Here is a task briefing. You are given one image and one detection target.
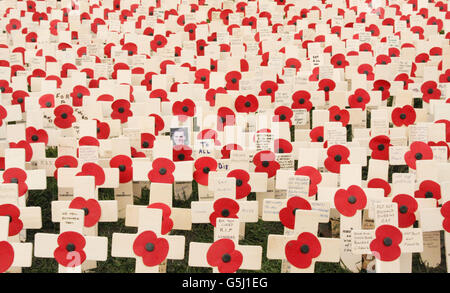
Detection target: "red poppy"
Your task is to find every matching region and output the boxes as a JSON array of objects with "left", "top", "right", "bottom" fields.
[
  {"left": 330, "top": 54, "right": 349, "bottom": 68},
  {"left": 428, "top": 141, "right": 450, "bottom": 159},
  {"left": 225, "top": 71, "right": 242, "bottom": 91},
  {"left": 370, "top": 225, "right": 402, "bottom": 261},
  {"left": 140, "top": 133, "right": 155, "bottom": 149},
  {"left": 0, "top": 241, "right": 14, "bottom": 273},
  {"left": 328, "top": 106, "right": 349, "bottom": 127},
  {"left": 54, "top": 105, "right": 76, "bottom": 129},
  {"left": 366, "top": 24, "right": 380, "bottom": 36},
  {"left": 414, "top": 180, "right": 441, "bottom": 202},
  {"left": 95, "top": 120, "right": 110, "bottom": 140},
  {"left": 309, "top": 126, "right": 325, "bottom": 144},
  {"left": 376, "top": 55, "right": 391, "bottom": 65},
  {"left": 150, "top": 35, "right": 168, "bottom": 52},
  {"left": 334, "top": 185, "right": 367, "bottom": 217},
  {"left": 148, "top": 203, "right": 174, "bottom": 235},
  {"left": 258, "top": 80, "right": 278, "bottom": 103},
  {"left": 205, "top": 87, "right": 227, "bottom": 107},
  {"left": 209, "top": 198, "right": 240, "bottom": 227},
  {"left": 110, "top": 155, "right": 133, "bottom": 184},
  {"left": 149, "top": 114, "right": 164, "bottom": 136},
  {"left": 441, "top": 201, "right": 450, "bottom": 233},
  {"left": 76, "top": 163, "right": 105, "bottom": 187},
  {"left": 439, "top": 69, "right": 450, "bottom": 83},
  {"left": 54, "top": 231, "right": 87, "bottom": 267},
  {"left": 6, "top": 19, "right": 21, "bottom": 33},
  {"left": 140, "top": 72, "right": 157, "bottom": 91},
  {"left": 54, "top": 156, "right": 78, "bottom": 179},
  {"left": 194, "top": 69, "right": 210, "bottom": 89},
  {"left": 0, "top": 80, "right": 12, "bottom": 94},
  {"left": 253, "top": 150, "right": 280, "bottom": 178},
  {"left": 133, "top": 230, "right": 169, "bottom": 267},
  {"left": 358, "top": 64, "right": 374, "bottom": 80},
  {"left": 369, "top": 135, "right": 391, "bottom": 160},
  {"left": 221, "top": 144, "right": 243, "bottom": 159},
  {"left": 111, "top": 99, "right": 132, "bottom": 123},
  {"left": 348, "top": 88, "right": 370, "bottom": 110},
  {"left": 318, "top": 79, "right": 336, "bottom": 101},
  {"left": 285, "top": 58, "right": 301, "bottom": 72},
  {"left": 148, "top": 158, "right": 175, "bottom": 184},
  {"left": 0, "top": 105, "right": 7, "bottom": 128},
  {"left": 324, "top": 145, "right": 350, "bottom": 173},
  {"left": 9, "top": 140, "right": 33, "bottom": 162},
  {"left": 3, "top": 168, "right": 28, "bottom": 197},
  {"left": 227, "top": 169, "right": 251, "bottom": 199},
  {"left": 295, "top": 166, "right": 322, "bottom": 197},
  {"left": 0, "top": 204, "right": 23, "bottom": 236},
  {"left": 367, "top": 178, "right": 391, "bottom": 197},
  {"left": 206, "top": 238, "right": 243, "bottom": 273},
  {"left": 235, "top": 94, "right": 258, "bottom": 113},
  {"left": 173, "top": 145, "right": 193, "bottom": 162},
  {"left": 391, "top": 105, "right": 416, "bottom": 127},
  {"left": 291, "top": 90, "right": 312, "bottom": 111},
  {"left": 415, "top": 52, "right": 429, "bottom": 64},
  {"left": 172, "top": 99, "right": 195, "bottom": 122},
  {"left": 273, "top": 106, "right": 293, "bottom": 127},
  {"left": 394, "top": 73, "right": 413, "bottom": 90},
  {"left": 279, "top": 197, "right": 312, "bottom": 229},
  {"left": 69, "top": 85, "right": 90, "bottom": 107},
  {"left": 273, "top": 139, "right": 292, "bottom": 154},
  {"left": 25, "top": 127, "right": 48, "bottom": 145},
  {"left": 242, "top": 16, "right": 257, "bottom": 29},
  {"left": 25, "top": 32, "right": 37, "bottom": 43},
  {"left": 217, "top": 107, "right": 235, "bottom": 131},
  {"left": 421, "top": 81, "right": 441, "bottom": 103},
  {"left": 68, "top": 197, "right": 102, "bottom": 228},
  {"left": 11, "top": 90, "right": 29, "bottom": 112},
  {"left": 404, "top": 141, "right": 433, "bottom": 170},
  {"left": 149, "top": 89, "right": 169, "bottom": 102},
  {"left": 131, "top": 147, "right": 145, "bottom": 158},
  {"left": 392, "top": 194, "right": 418, "bottom": 228},
  {"left": 373, "top": 80, "right": 391, "bottom": 101},
  {"left": 193, "top": 157, "right": 217, "bottom": 186},
  {"left": 285, "top": 232, "right": 321, "bottom": 269}
]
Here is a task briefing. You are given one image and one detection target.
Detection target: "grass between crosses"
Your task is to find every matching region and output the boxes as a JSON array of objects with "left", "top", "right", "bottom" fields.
[{"left": 21, "top": 148, "right": 447, "bottom": 273}]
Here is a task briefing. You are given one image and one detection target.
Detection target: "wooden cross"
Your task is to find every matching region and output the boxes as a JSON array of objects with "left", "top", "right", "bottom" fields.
[
  {"left": 111, "top": 207, "right": 185, "bottom": 273},
  {"left": 188, "top": 217, "right": 262, "bottom": 273},
  {"left": 34, "top": 208, "right": 108, "bottom": 273},
  {"left": 266, "top": 209, "right": 341, "bottom": 272}
]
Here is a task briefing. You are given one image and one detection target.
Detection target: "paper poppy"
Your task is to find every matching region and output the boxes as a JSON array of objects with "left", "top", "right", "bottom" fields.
[
  {"left": 54, "top": 231, "right": 87, "bottom": 267},
  {"left": 369, "top": 135, "right": 390, "bottom": 160},
  {"left": 133, "top": 230, "right": 168, "bottom": 267},
  {"left": 258, "top": 80, "right": 278, "bottom": 103},
  {"left": 54, "top": 156, "right": 78, "bottom": 179},
  {"left": 0, "top": 105, "right": 6, "bottom": 127},
  {"left": 149, "top": 114, "right": 164, "bottom": 136},
  {"left": 285, "top": 58, "right": 301, "bottom": 72},
  {"left": 421, "top": 81, "right": 441, "bottom": 103},
  {"left": 274, "top": 139, "right": 292, "bottom": 154},
  {"left": 206, "top": 238, "right": 243, "bottom": 273},
  {"left": 193, "top": 157, "right": 217, "bottom": 186},
  {"left": 111, "top": 99, "right": 132, "bottom": 123},
  {"left": 414, "top": 180, "right": 441, "bottom": 202},
  {"left": 205, "top": 87, "right": 227, "bottom": 107},
  {"left": 148, "top": 203, "right": 174, "bottom": 235},
  {"left": 110, "top": 155, "right": 133, "bottom": 184},
  {"left": 394, "top": 73, "right": 413, "bottom": 90},
  {"left": 150, "top": 35, "right": 167, "bottom": 52},
  {"left": 328, "top": 106, "right": 349, "bottom": 127},
  {"left": 428, "top": 141, "right": 450, "bottom": 159},
  {"left": 373, "top": 80, "right": 391, "bottom": 101},
  {"left": 404, "top": 141, "right": 433, "bottom": 170},
  {"left": 291, "top": 90, "right": 312, "bottom": 111},
  {"left": 324, "top": 145, "right": 350, "bottom": 173},
  {"left": 279, "top": 197, "right": 312, "bottom": 229},
  {"left": 0, "top": 204, "right": 23, "bottom": 236},
  {"left": 0, "top": 80, "right": 12, "bottom": 94},
  {"left": 95, "top": 120, "right": 110, "bottom": 140},
  {"left": 221, "top": 144, "right": 243, "bottom": 159},
  {"left": 224, "top": 71, "right": 242, "bottom": 91},
  {"left": 11, "top": 90, "right": 29, "bottom": 112},
  {"left": 309, "top": 126, "right": 325, "bottom": 144},
  {"left": 197, "top": 129, "right": 220, "bottom": 146},
  {"left": 441, "top": 202, "right": 450, "bottom": 233},
  {"left": 68, "top": 197, "right": 102, "bottom": 228},
  {"left": 391, "top": 105, "right": 416, "bottom": 127},
  {"left": 140, "top": 72, "right": 157, "bottom": 91},
  {"left": 227, "top": 169, "right": 251, "bottom": 199},
  {"left": 295, "top": 166, "right": 322, "bottom": 197},
  {"left": 172, "top": 99, "right": 195, "bottom": 122},
  {"left": 0, "top": 241, "right": 14, "bottom": 273},
  {"left": 318, "top": 79, "right": 336, "bottom": 101},
  {"left": 209, "top": 198, "right": 239, "bottom": 227},
  {"left": 392, "top": 194, "right": 418, "bottom": 228},
  {"left": 9, "top": 140, "right": 33, "bottom": 162},
  {"left": 242, "top": 16, "right": 257, "bottom": 29},
  {"left": 235, "top": 95, "right": 258, "bottom": 113},
  {"left": 217, "top": 107, "right": 235, "bottom": 131},
  {"left": 367, "top": 178, "right": 391, "bottom": 197},
  {"left": 149, "top": 89, "right": 169, "bottom": 102},
  {"left": 131, "top": 147, "right": 145, "bottom": 158},
  {"left": 369, "top": 225, "right": 402, "bottom": 261},
  {"left": 285, "top": 232, "right": 321, "bottom": 269},
  {"left": 54, "top": 105, "right": 76, "bottom": 129},
  {"left": 70, "top": 85, "right": 90, "bottom": 107},
  {"left": 6, "top": 19, "right": 21, "bottom": 33},
  {"left": 2, "top": 168, "right": 27, "bottom": 197},
  {"left": 25, "top": 127, "right": 48, "bottom": 145},
  {"left": 253, "top": 150, "right": 280, "bottom": 178},
  {"left": 439, "top": 69, "right": 450, "bottom": 83},
  {"left": 194, "top": 69, "right": 210, "bottom": 89},
  {"left": 334, "top": 185, "right": 367, "bottom": 217},
  {"left": 273, "top": 106, "right": 293, "bottom": 127},
  {"left": 76, "top": 163, "right": 105, "bottom": 186},
  {"left": 348, "top": 88, "right": 370, "bottom": 110},
  {"left": 140, "top": 133, "right": 155, "bottom": 149},
  {"left": 173, "top": 145, "right": 193, "bottom": 162},
  {"left": 358, "top": 64, "right": 374, "bottom": 80},
  {"left": 376, "top": 55, "right": 391, "bottom": 65},
  {"left": 366, "top": 24, "right": 380, "bottom": 36},
  {"left": 330, "top": 53, "right": 349, "bottom": 68},
  {"left": 148, "top": 158, "right": 175, "bottom": 184}
]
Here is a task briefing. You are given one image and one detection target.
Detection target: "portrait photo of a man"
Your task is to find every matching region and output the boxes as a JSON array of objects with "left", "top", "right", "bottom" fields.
[{"left": 170, "top": 127, "right": 189, "bottom": 146}]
